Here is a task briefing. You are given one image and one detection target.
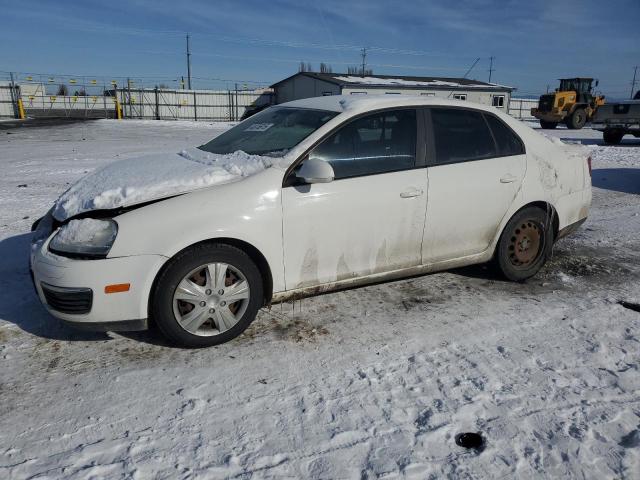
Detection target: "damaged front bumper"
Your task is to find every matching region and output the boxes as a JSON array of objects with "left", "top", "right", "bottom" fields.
[{"left": 30, "top": 236, "right": 167, "bottom": 331}]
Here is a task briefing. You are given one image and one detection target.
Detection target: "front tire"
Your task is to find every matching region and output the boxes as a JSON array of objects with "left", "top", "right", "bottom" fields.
[
  {"left": 151, "top": 243, "right": 264, "bottom": 348},
  {"left": 566, "top": 108, "right": 587, "bottom": 130},
  {"left": 495, "top": 207, "right": 554, "bottom": 282}
]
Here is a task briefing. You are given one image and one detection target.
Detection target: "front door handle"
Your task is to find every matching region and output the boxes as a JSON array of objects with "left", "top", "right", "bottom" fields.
[
  {"left": 400, "top": 189, "right": 423, "bottom": 198},
  {"left": 500, "top": 175, "right": 517, "bottom": 183}
]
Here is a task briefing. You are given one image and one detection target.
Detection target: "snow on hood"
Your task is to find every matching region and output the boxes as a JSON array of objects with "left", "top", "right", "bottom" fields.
[{"left": 53, "top": 148, "right": 273, "bottom": 221}]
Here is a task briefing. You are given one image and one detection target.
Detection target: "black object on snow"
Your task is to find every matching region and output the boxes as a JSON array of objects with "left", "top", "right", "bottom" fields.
[{"left": 455, "top": 432, "right": 484, "bottom": 450}]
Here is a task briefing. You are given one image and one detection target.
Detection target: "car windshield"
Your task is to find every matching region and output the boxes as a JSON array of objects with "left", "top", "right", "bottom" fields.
[{"left": 198, "top": 107, "right": 339, "bottom": 157}]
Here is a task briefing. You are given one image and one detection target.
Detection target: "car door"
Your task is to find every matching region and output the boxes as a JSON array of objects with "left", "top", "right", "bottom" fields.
[
  {"left": 281, "top": 108, "right": 428, "bottom": 290},
  {"left": 422, "top": 107, "right": 527, "bottom": 263}
]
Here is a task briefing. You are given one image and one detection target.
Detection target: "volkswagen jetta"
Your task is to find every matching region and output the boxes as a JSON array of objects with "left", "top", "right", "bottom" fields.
[{"left": 30, "top": 96, "right": 592, "bottom": 347}]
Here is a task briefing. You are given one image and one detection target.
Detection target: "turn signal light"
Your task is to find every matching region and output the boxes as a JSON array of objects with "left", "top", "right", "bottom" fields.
[{"left": 104, "top": 283, "right": 130, "bottom": 294}]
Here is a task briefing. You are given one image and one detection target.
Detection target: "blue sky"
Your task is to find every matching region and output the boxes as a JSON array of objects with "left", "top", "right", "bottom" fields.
[{"left": 1, "top": 0, "right": 639, "bottom": 98}]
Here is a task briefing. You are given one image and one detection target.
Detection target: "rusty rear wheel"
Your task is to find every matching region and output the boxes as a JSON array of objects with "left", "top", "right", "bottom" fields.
[
  {"left": 508, "top": 220, "right": 542, "bottom": 268},
  {"left": 496, "top": 206, "right": 554, "bottom": 282}
]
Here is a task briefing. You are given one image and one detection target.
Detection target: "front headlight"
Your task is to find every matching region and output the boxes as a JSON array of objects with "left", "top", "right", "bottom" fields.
[{"left": 49, "top": 218, "right": 118, "bottom": 258}]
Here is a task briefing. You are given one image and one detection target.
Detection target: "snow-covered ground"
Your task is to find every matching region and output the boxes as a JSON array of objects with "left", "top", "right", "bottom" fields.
[{"left": 1, "top": 120, "right": 639, "bottom": 479}]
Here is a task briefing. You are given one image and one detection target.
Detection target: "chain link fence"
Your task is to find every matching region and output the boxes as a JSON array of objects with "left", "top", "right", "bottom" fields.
[
  {"left": 507, "top": 98, "right": 538, "bottom": 121},
  {"left": 3, "top": 71, "right": 541, "bottom": 123},
  {"left": 0, "top": 82, "right": 18, "bottom": 118},
  {"left": 117, "top": 86, "right": 272, "bottom": 121},
  {"left": 1, "top": 72, "right": 274, "bottom": 121}
]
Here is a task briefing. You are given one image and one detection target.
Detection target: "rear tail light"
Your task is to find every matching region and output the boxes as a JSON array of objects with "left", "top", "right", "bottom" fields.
[{"left": 587, "top": 156, "right": 592, "bottom": 177}]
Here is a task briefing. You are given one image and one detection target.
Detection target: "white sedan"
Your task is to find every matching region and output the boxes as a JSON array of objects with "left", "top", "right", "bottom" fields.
[{"left": 30, "top": 96, "right": 592, "bottom": 347}]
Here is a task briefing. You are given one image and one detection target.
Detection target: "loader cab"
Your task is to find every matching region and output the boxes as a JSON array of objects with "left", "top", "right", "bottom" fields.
[{"left": 558, "top": 78, "right": 595, "bottom": 104}]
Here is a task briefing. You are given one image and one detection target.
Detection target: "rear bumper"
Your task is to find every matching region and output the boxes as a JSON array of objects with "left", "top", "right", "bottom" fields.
[
  {"left": 592, "top": 123, "right": 640, "bottom": 132},
  {"left": 31, "top": 238, "right": 167, "bottom": 330}
]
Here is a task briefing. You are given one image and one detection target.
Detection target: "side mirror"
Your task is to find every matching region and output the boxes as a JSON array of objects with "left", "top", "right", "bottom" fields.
[{"left": 295, "top": 158, "right": 334, "bottom": 184}]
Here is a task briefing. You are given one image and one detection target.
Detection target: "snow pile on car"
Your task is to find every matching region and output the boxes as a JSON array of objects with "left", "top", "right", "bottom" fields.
[{"left": 53, "top": 149, "right": 272, "bottom": 220}]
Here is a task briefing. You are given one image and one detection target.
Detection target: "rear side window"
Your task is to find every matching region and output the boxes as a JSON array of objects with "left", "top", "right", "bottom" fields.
[
  {"left": 310, "top": 109, "right": 416, "bottom": 179},
  {"left": 430, "top": 108, "right": 496, "bottom": 164},
  {"left": 484, "top": 114, "right": 525, "bottom": 157}
]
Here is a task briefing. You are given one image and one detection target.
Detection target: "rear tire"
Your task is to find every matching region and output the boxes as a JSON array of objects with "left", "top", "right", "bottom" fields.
[
  {"left": 539, "top": 120, "right": 558, "bottom": 129},
  {"left": 566, "top": 108, "right": 587, "bottom": 130},
  {"left": 151, "top": 243, "right": 263, "bottom": 348},
  {"left": 495, "top": 207, "right": 554, "bottom": 282},
  {"left": 603, "top": 128, "right": 624, "bottom": 145}
]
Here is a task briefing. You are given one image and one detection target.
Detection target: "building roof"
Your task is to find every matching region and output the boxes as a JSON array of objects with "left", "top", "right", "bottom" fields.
[{"left": 271, "top": 72, "right": 513, "bottom": 91}]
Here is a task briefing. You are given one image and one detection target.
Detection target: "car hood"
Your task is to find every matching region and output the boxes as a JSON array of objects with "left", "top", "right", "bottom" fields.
[{"left": 53, "top": 148, "right": 275, "bottom": 221}]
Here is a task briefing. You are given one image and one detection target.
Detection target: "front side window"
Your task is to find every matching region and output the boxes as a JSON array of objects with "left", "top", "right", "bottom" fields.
[
  {"left": 198, "top": 107, "right": 338, "bottom": 157},
  {"left": 431, "top": 108, "right": 496, "bottom": 164},
  {"left": 310, "top": 109, "right": 417, "bottom": 179}
]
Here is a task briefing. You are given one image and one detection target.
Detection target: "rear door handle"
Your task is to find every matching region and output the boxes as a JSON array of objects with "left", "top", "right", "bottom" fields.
[
  {"left": 500, "top": 175, "right": 517, "bottom": 183},
  {"left": 400, "top": 189, "right": 423, "bottom": 198}
]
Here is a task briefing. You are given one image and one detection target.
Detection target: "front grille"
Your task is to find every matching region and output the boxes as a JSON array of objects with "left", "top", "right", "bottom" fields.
[
  {"left": 538, "top": 94, "right": 555, "bottom": 112},
  {"left": 41, "top": 283, "right": 93, "bottom": 314}
]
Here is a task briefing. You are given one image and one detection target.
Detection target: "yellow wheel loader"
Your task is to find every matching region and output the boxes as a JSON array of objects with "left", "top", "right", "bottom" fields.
[{"left": 531, "top": 78, "right": 605, "bottom": 129}]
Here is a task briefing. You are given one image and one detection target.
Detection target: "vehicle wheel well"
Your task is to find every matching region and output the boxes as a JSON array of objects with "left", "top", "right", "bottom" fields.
[
  {"left": 515, "top": 201, "right": 559, "bottom": 239},
  {"left": 149, "top": 238, "right": 274, "bottom": 320},
  {"left": 213, "top": 238, "right": 273, "bottom": 305}
]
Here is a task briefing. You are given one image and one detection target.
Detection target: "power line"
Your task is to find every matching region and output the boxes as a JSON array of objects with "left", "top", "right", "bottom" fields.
[
  {"left": 0, "top": 70, "right": 270, "bottom": 87},
  {"left": 34, "top": 19, "right": 480, "bottom": 61},
  {"left": 463, "top": 58, "right": 480, "bottom": 79},
  {"left": 631, "top": 66, "right": 638, "bottom": 99},
  {"left": 111, "top": 47, "right": 470, "bottom": 73},
  {"left": 447, "top": 57, "right": 481, "bottom": 98}
]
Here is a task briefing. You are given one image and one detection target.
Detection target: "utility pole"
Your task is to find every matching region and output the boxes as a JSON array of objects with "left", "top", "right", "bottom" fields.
[
  {"left": 488, "top": 56, "right": 495, "bottom": 83},
  {"left": 8, "top": 72, "right": 18, "bottom": 118},
  {"left": 631, "top": 66, "right": 638, "bottom": 99},
  {"left": 360, "top": 47, "right": 367, "bottom": 76},
  {"left": 234, "top": 83, "right": 238, "bottom": 121},
  {"left": 186, "top": 34, "right": 192, "bottom": 90},
  {"left": 126, "top": 77, "right": 131, "bottom": 118}
]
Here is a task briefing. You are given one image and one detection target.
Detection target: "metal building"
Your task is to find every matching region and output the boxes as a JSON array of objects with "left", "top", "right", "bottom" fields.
[{"left": 271, "top": 72, "right": 514, "bottom": 110}]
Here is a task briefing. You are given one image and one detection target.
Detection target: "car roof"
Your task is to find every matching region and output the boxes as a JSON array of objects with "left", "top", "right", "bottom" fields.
[{"left": 278, "top": 94, "right": 498, "bottom": 115}]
